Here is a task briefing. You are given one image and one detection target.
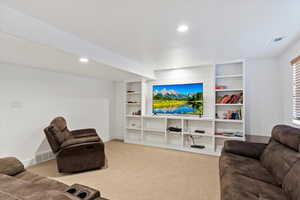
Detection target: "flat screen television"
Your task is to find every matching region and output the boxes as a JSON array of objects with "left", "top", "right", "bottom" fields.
[{"left": 152, "top": 83, "right": 203, "bottom": 115}]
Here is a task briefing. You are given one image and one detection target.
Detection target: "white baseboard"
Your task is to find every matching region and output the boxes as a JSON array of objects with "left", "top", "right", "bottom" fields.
[{"left": 22, "top": 151, "right": 55, "bottom": 167}]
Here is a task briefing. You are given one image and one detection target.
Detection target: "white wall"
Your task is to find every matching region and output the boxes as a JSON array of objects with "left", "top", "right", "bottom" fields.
[
  {"left": 0, "top": 63, "right": 116, "bottom": 164},
  {"left": 246, "top": 59, "right": 283, "bottom": 136},
  {"left": 113, "top": 81, "right": 126, "bottom": 139},
  {"left": 279, "top": 38, "right": 300, "bottom": 125}
]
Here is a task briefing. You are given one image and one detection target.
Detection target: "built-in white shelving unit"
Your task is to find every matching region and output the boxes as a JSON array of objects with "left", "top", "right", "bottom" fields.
[
  {"left": 124, "top": 60, "right": 245, "bottom": 156},
  {"left": 214, "top": 61, "right": 245, "bottom": 154}
]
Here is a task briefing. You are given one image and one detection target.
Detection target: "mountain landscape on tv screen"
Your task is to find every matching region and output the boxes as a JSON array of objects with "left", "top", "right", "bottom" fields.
[{"left": 152, "top": 83, "right": 203, "bottom": 115}]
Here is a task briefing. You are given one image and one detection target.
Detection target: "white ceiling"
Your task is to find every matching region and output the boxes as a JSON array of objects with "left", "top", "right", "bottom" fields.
[
  {"left": 0, "top": 33, "right": 143, "bottom": 81},
  {"left": 2, "top": 0, "right": 300, "bottom": 70}
]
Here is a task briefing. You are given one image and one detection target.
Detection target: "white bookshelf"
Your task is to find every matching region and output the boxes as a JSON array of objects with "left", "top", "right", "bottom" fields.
[
  {"left": 214, "top": 61, "right": 246, "bottom": 154},
  {"left": 124, "top": 60, "right": 246, "bottom": 156},
  {"left": 125, "top": 81, "right": 143, "bottom": 143}
]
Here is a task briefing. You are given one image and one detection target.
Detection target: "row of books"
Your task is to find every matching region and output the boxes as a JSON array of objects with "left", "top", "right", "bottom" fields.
[{"left": 216, "top": 93, "right": 243, "bottom": 104}]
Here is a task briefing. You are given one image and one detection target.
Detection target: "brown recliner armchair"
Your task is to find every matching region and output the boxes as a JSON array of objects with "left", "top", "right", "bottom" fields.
[{"left": 44, "top": 117, "right": 106, "bottom": 173}]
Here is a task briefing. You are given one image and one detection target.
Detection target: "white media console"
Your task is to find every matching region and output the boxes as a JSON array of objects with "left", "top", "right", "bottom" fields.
[{"left": 124, "top": 61, "right": 245, "bottom": 156}]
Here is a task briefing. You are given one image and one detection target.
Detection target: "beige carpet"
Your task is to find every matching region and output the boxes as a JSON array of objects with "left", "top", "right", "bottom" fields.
[{"left": 28, "top": 141, "right": 220, "bottom": 200}]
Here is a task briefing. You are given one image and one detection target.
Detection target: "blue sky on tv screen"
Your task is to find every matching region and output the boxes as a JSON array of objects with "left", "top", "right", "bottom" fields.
[{"left": 153, "top": 83, "right": 203, "bottom": 95}]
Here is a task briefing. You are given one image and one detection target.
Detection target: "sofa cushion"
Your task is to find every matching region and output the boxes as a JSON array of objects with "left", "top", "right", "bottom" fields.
[
  {"left": 223, "top": 140, "right": 267, "bottom": 160},
  {"left": 0, "top": 157, "right": 24, "bottom": 176},
  {"left": 282, "top": 159, "right": 300, "bottom": 200},
  {"left": 272, "top": 125, "right": 300, "bottom": 151},
  {"left": 221, "top": 172, "right": 288, "bottom": 200},
  {"left": 15, "top": 171, "right": 68, "bottom": 191},
  {"left": 260, "top": 139, "right": 300, "bottom": 185},
  {"left": 220, "top": 152, "right": 277, "bottom": 185}
]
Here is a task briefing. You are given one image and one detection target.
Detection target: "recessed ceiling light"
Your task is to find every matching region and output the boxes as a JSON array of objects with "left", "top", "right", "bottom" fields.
[
  {"left": 79, "top": 57, "right": 89, "bottom": 63},
  {"left": 177, "top": 25, "right": 189, "bottom": 33},
  {"left": 273, "top": 37, "right": 285, "bottom": 43}
]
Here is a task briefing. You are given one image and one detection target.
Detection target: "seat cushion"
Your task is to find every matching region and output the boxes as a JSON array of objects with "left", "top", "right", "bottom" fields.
[
  {"left": 15, "top": 171, "right": 68, "bottom": 191},
  {"left": 221, "top": 171, "right": 288, "bottom": 200},
  {"left": 260, "top": 139, "right": 300, "bottom": 185},
  {"left": 61, "top": 136, "right": 100, "bottom": 148},
  {"left": 0, "top": 174, "right": 77, "bottom": 200},
  {"left": 220, "top": 152, "right": 277, "bottom": 185}
]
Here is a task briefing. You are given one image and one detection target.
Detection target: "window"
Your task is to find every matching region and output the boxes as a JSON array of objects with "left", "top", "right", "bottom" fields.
[{"left": 292, "top": 56, "right": 300, "bottom": 124}]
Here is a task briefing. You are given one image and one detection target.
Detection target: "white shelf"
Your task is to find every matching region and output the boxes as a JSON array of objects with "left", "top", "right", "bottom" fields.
[
  {"left": 183, "top": 132, "right": 214, "bottom": 137},
  {"left": 142, "top": 115, "right": 213, "bottom": 121},
  {"left": 215, "top": 135, "right": 244, "bottom": 140},
  {"left": 182, "top": 117, "right": 214, "bottom": 121},
  {"left": 127, "top": 103, "right": 141, "bottom": 106},
  {"left": 215, "top": 119, "right": 244, "bottom": 123},
  {"left": 127, "top": 92, "right": 141, "bottom": 95},
  {"left": 126, "top": 115, "right": 142, "bottom": 118},
  {"left": 143, "top": 115, "right": 166, "bottom": 119},
  {"left": 143, "top": 128, "right": 165, "bottom": 133},
  {"left": 216, "top": 89, "right": 243, "bottom": 92},
  {"left": 215, "top": 104, "right": 243, "bottom": 106},
  {"left": 126, "top": 127, "right": 141, "bottom": 131},
  {"left": 167, "top": 131, "right": 182, "bottom": 135},
  {"left": 216, "top": 74, "right": 243, "bottom": 79}
]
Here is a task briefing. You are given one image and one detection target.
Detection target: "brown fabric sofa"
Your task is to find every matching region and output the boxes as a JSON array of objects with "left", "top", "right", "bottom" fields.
[
  {"left": 44, "top": 117, "right": 106, "bottom": 173},
  {"left": 220, "top": 125, "right": 300, "bottom": 200},
  {"left": 0, "top": 157, "right": 105, "bottom": 200}
]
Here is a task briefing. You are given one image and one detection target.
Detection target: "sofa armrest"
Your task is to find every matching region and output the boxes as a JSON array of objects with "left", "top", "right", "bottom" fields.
[
  {"left": 70, "top": 129, "right": 98, "bottom": 138},
  {"left": 0, "top": 157, "right": 25, "bottom": 176},
  {"left": 223, "top": 140, "right": 267, "bottom": 159}
]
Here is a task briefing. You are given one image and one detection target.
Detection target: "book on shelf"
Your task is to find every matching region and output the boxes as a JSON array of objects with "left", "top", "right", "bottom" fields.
[{"left": 216, "top": 93, "right": 243, "bottom": 104}]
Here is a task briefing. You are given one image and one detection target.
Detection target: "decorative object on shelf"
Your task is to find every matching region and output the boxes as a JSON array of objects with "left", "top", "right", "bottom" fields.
[
  {"left": 194, "top": 130, "right": 205, "bottom": 134},
  {"left": 127, "top": 101, "right": 139, "bottom": 104},
  {"left": 191, "top": 144, "right": 205, "bottom": 149},
  {"left": 218, "top": 109, "right": 242, "bottom": 120},
  {"left": 189, "top": 135, "right": 205, "bottom": 149},
  {"left": 216, "top": 85, "right": 226, "bottom": 90},
  {"left": 167, "top": 127, "right": 182, "bottom": 132},
  {"left": 132, "top": 110, "right": 141, "bottom": 116},
  {"left": 216, "top": 93, "right": 243, "bottom": 104},
  {"left": 130, "top": 123, "right": 137, "bottom": 128}
]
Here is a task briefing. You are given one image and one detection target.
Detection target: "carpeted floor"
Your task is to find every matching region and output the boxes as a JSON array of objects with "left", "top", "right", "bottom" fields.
[{"left": 28, "top": 140, "right": 220, "bottom": 200}]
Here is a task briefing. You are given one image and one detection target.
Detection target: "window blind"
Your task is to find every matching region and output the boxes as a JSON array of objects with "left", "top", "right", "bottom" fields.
[{"left": 292, "top": 56, "right": 300, "bottom": 120}]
